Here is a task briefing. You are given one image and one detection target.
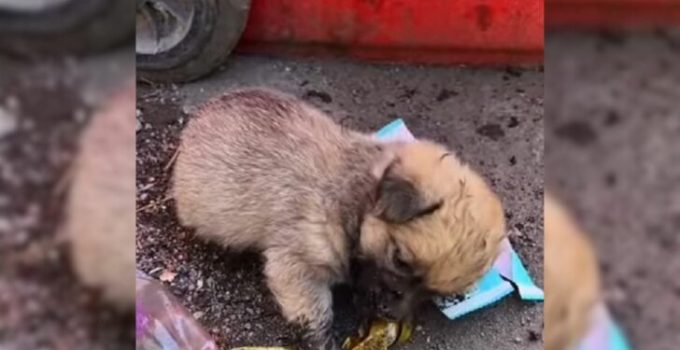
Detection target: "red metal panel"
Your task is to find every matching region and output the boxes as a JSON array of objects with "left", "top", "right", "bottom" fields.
[
  {"left": 235, "top": 0, "right": 543, "bottom": 66},
  {"left": 547, "top": 0, "right": 680, "bottom": 29}
]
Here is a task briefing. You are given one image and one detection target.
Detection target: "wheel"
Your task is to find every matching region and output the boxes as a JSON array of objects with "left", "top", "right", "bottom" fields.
[
  {"left": 0, "top": 0, "right": 135, "bottom": 56},
  {"left": 136, "top": 0, "right": 251, "bottom": 83}
]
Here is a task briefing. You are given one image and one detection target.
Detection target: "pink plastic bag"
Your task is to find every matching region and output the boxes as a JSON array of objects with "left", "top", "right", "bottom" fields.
[{"left": 136, "top": 270, "right": 218, "bottom": 350}]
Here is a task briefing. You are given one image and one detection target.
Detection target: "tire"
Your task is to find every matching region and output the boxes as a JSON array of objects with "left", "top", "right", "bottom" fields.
[
  {"left": 0, "top": 0, "right": 135, "bottom": 56},
  {"left": 136, "top": 0, "right": 251, "bottom": 83}
]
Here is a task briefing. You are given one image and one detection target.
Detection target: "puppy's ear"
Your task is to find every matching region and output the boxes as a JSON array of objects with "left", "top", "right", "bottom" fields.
[{"left": 375, "top": 162, "right": 429, "bottom": 223}]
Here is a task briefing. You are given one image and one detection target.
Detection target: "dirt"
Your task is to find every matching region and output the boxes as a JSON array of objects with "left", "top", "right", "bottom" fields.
[
  {"left": 0, "top": 52, "right": 134, "bottom": 350},
  {"left": 136, "top": 55, "right": 544, "bottom": 349},
  {"left": 546, "top": 30, "right": 680, "bottom": 350}
]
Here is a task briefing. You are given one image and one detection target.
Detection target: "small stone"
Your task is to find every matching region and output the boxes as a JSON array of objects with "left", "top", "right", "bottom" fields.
[
  {"left": 159, "top": 269, "right": 177, "bottom": 282},
  {"left": 182, "top": 104, "right": 198, "bottom": 115},
  {"left": 136, "top": 108, "right": 142, "bottom": 117},
  {"left": 193, "top": 311, "right": 204, "bottom": 320},
  {"left": 514, "top": 336, "right": 522, "bottom": 343},
  {"left": 136, "top": 119, "right": 142, "bottom": 132},
  {"left": 197, "top": 279, "right": 203, "bottom": 289}
]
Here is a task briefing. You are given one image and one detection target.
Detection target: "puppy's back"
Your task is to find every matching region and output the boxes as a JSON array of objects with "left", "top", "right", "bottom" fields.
[{"left": 174, "top": 89, "right": 358, "bottom": 249}]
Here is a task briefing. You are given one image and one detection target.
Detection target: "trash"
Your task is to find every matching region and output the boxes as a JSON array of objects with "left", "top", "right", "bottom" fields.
[
  {"left": 577, "top": 303, "right": 631, "bottom": 350},
  {"left": 342, "top": 318, "right": 412, "bottom": 350},
  {"left": 375, "top": 119, "right": 544, "bottom": 320},
  {"left": 136, "top": 270, "right": 218, "bottom": 350},
  {"left": 159, "top": 269, "right": 177, "bottom": 282},
  {"left": 231, "top": 348, "right": 296, "bottom": 350}
]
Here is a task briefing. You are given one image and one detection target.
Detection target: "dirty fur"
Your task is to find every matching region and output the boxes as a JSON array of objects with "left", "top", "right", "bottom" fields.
[
  {"left": 173, "top": 88, "right": 505, "bottom": 349},
  {"left": 545, "top": 193, "right": 601, "bottom": 350}
]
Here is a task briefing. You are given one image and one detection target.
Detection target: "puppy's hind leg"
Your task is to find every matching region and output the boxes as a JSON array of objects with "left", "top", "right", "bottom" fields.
[{"left": 264, "top": 248, "right": 339, "bottom": 350}]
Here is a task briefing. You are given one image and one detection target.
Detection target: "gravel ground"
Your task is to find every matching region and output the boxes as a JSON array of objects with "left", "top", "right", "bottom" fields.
[
  {"left": 0, "top": 50, "right": 134, "bottom": 350},
  {"left": 546, "top": 30, "right": 680, "bottom": 350},
  {"left": 136, "top": 56, "right": 544, "bottom": 349}
]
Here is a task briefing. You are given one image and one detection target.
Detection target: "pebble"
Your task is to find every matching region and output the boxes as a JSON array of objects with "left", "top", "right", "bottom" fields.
[{"left": 514, "top": 336, "right": 522, "bottom": 343}]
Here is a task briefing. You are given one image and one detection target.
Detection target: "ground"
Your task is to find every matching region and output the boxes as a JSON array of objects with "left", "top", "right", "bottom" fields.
[
  {"left": 0, "top": 50, "right": 134, "bottom": 350},
  {"left": 136, "top": 56, "right": 544, "bottom": 349},
  {"left": 546, "top": 30, "right": 680, "bottom": 350}
]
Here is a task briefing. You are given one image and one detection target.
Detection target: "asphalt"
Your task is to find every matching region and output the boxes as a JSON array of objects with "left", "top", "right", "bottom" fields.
[
  {"left": 546, "top": 30, "right": 680, "bottom": 350},
  {"left": 136, "top": 55, "right": 544, "bottom": 350}
]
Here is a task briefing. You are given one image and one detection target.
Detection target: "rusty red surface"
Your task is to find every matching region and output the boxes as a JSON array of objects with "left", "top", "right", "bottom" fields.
[
  {"left": 235, "top": 0, "right": 544, "bottom": 66},
  {"left": 547, "top": 0, "right": 680, "bottom": 28}
]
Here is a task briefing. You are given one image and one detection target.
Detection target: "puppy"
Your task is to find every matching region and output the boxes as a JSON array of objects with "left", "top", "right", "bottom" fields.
[
  {"left": 67, "top": 82, "right": 136, "bottom": 309},
  {"left": 545, "top": 193, "right": 601, "bottom": 350},
  {"left": 173, "top": 89, "right": 505, "bottom": 350}
]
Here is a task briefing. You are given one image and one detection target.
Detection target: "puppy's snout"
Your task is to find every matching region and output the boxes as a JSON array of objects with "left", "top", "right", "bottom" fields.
[{"left": 376, "top": 288, "right": 412, "bottom": 321}]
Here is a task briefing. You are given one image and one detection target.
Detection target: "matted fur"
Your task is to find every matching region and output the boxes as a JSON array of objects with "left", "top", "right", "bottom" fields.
[{"left": 173, "top": 88, "right": 505, "bottom": 349}]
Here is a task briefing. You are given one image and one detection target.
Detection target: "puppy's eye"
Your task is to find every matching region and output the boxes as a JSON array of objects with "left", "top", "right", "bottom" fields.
[
  {"left": 394, "top": 255, "right": 409, "bottom": 271},
  {"left": 415, "top": 200, "right": 443, "bottom": 218}
]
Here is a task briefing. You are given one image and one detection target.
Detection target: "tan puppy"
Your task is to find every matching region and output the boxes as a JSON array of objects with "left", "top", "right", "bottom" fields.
[
  {"left": 173, "top": 88, "right": 505, "bottom": 350},
  {"left": 545, "top": 193, "right": 601, "bottom": 350},
  {"left": 66, "top": 82, "right": 136, "bottom": 309}
]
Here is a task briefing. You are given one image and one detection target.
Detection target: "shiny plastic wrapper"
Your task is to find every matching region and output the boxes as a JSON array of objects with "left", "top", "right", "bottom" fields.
[{"left": 136, "top": 270, "right": 218, "bottom": 350}]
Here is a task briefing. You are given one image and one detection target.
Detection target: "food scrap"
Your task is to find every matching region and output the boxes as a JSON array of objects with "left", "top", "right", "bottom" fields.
[{"left": 342, "top": 318, "right": 412, "bottom": 350}]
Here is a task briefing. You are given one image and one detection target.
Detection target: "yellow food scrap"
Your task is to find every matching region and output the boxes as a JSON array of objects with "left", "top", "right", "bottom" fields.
[
  {"left": 231, "top": 348, "right": 296, "bottom": 350},
  {"left": 342, "top": 319, "right": 413, "bottom": 350}
]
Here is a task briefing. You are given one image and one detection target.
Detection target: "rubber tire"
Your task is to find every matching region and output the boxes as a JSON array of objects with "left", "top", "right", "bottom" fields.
[
  {"left": 0, "top": 0, "right": 135, "bottom": 57},
  {"left": 136, "top": 0, "right": 251, "bottom": 83}
]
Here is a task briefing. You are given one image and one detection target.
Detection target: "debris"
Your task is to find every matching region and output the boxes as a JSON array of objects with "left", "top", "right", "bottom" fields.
[
  {"left": 513, "top": 336, "right": 522, "bottom": 343},
  {"left": 342, "top": 318, "right": 412, "bottom": 350},
  {"left": 159, "top": 269, "right": 178, "bottom": 283},
  {"left": 231, "top": 348, "right": 295, "bottom": 350}
]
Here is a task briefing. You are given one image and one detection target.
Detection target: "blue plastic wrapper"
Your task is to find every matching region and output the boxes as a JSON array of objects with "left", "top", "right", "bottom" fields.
[{"left": 578, "top": 303, "right": 631, "bottom": 350}]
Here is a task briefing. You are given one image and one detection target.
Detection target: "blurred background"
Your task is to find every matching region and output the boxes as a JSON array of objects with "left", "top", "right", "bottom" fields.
[
  {"left": 545, "top": 1, "right": 680, "bottom": 349},
  {"left": 0, "top": 1, "right": 134, "bottom": 349}
]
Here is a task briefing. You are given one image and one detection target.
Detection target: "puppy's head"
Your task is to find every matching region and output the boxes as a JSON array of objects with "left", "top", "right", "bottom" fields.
[{"left": 359, "top": 140, "right": 505, "bottom": 320}]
